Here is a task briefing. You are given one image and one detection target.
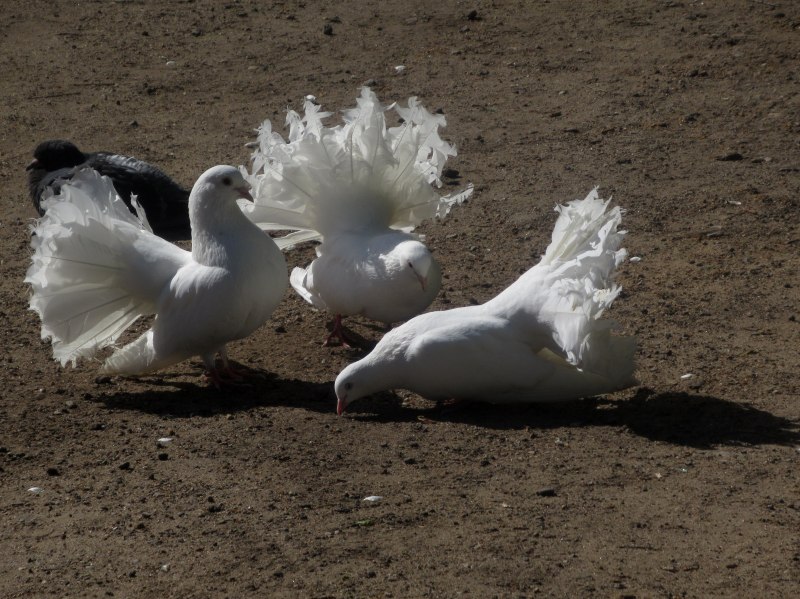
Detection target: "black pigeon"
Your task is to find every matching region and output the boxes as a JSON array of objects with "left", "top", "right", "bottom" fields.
[{"left": 26, "top": 140, "right": 191, "bottom": 239}]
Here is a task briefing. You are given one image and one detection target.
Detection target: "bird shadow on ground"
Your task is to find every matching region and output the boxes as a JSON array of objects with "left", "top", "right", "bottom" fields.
[
  {"left": 89, "top": 362, "right": 337, "bottom": 417},
  {"left": 348, "top": 388, "right": 800, "bottom": 449}
]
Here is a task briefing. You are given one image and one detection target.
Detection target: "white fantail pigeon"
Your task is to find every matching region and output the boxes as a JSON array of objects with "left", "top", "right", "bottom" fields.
[
  {"left": 26, "top": 165, "right": 288, "bottom": 386},
  {"left": 241, "top": 87, "right": 473, "bottom": 346},
  {"left": 335, "top": 189, "right": 637, "bottom": 413}
]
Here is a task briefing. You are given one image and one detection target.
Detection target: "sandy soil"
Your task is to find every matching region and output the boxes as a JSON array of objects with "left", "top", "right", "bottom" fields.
[{"left": 1, "top": 0, "right": 799, "bottom": 597}]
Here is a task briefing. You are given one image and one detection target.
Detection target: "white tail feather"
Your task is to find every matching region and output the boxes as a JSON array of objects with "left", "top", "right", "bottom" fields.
[
  {"left": 289, "top": 266, "right": 327, "bottom": 309},
  {"left": 489, "top": 189, "right": 635, "bottom": 390},
  {"left": 241, "top": 87, "right": 472, "bottom": 242},
  {"left": 26, "top": 169, "right": 187, "bottom": 367},
  {"left": 99, "top": 330, "right": 184, "bottom": 376}
]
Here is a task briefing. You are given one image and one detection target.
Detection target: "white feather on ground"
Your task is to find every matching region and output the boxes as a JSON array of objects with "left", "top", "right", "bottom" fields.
[
  {"left": 26, "top": 165, "right": 287, "bottom": 383},
  {"left": 240, "top": 87, "right": 472, "bottom": 344},
  {"left": 334, "top": 189, "right": 637, "bottom": 413}
]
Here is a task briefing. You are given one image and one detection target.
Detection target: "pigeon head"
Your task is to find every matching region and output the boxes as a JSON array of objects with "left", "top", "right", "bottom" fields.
[
  {"left": 395, "top": 239, "right": 434, "bottom": 291},
  {"left": 334, "top": 347, "right": 404, "bottom": 415},
  {"left": 188, "top": 166, "right": 259, "bottom": 258},
  {"left": 335, "top": 362, "right": 368, "bottom": 415},
  {"left": 191, "top": 165, "right": 254, "bottom": 205},
  {"left": 27, "top": 140, "right": 86, "bottom": 172}
]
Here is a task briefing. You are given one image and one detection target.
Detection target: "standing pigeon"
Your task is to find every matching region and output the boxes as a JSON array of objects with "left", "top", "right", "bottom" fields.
[
  {"left": 240, "top": 87, "right": 473, "bottom": 346},
  {"left": 334, "top": 189, "right": 637, "bottom": 414},
  {"left": 26, "top": 165, "right": 288, "bottom": 385},
  {"left": 27, "top": 139, "right": 191, "bottom": 239}
]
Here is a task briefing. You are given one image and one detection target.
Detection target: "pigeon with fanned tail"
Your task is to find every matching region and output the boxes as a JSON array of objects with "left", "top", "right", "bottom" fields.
[
  {"left": 241, "top": 87, "right": 473, "bottom": 346},
  {"left": 335, "top": 189, "right": 637, "bottom": 414},
  {"left": 26, "top": 165, "right": 287, "bottom": 386},
  {"left": 27, "top": 140, "right": 191, "bottom": 239}
]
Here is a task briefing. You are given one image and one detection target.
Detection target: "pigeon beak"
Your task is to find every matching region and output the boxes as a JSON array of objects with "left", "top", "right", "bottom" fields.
[
  {"left": 25, "top": 158, "right": 40, "bottom": 171},
  {"left": 417, "top": 273, "right": 428, "bottom": 291},
  {"left": 336, "top": 395, "right": 347, "bottom": 416},
  {"left": 236, "top": 186, "right": 254, "bottom": 202}
]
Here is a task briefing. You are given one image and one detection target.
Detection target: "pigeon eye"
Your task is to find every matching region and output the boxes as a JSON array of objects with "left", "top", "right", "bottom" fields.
[
  {"left": 345, "top": 382, "right": 354, "bottom": 391},
  {"left": 222, "top": 176, "right": 232, "bottom": 186}
]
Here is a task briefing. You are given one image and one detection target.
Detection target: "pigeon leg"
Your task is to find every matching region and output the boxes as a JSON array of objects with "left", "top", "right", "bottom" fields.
[
  {"left": 324, "top": 314, "right": 356, "bottom": 348},
  {"left": 201, "top": 352, "right": 225, "bottom": 389},
  {"left": 202, "top": 368, "right": 225, "bottom": 390},
  {"left": 218, "top": 348, "right": 247, "bottom": 381}
]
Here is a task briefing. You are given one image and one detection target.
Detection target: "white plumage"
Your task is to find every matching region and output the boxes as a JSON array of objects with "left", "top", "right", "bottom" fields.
[
  {"left": 241, "top": 87, "right": 472, "bottom": 344},
  {"left": 334, "top": 189, "right": 637, "bottom": 413},
  {"left": 26, "top": 165, "right": 287, "bottom": 383}
]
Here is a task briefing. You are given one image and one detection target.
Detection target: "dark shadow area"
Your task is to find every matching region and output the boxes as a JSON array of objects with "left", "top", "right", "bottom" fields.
[
  {"left": 92, "top": 371, "right": 800, "bottom": 449},
  {"left": 91, "top": 361, "right": 338, "bottom": 417},
  {"left": 610, "top": 388, "right": 800, "bottom": 448},
  {"left": 347, "top": 388, "right": 800, "bottom": 449}
]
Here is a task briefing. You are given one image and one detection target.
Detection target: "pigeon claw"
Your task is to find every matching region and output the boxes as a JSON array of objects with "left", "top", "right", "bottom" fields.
[
  {"left": 324, "top": 314, "right": 356, "bottom": 348},
  {"left": 203, "top": 369, "right": 225, "bottom": 390}
]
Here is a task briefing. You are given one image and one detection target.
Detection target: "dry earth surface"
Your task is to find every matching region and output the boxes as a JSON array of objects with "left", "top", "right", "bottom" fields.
[{"left": 1, "top": 0, "right": 799, "bottom": 597}]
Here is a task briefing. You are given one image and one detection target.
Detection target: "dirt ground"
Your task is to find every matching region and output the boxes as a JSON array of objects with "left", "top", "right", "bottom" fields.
[{"left": 1, "top": 0, "right": 799, "bottom": 597}]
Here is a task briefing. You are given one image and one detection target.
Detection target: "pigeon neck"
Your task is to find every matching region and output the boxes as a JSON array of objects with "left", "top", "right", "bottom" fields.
[
  {"left": 359, "top": 346, "right": 407, "bottom": 397},
  {"left": 189, "top": 193, "right": 250, "bottom": 266}
]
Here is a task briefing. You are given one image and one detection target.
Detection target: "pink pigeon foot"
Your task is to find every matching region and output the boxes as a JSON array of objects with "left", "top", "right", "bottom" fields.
[{"left": 324, "top": 314, "right": 357, "bottom": 348}]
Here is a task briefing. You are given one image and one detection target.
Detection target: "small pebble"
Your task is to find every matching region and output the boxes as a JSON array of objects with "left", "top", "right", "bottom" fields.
[
  {"left": 362, "top": 495, "right": 383, "bottom": 503},
  {"left": 28, "top": 487, "right": 43, "bottom": 495}
]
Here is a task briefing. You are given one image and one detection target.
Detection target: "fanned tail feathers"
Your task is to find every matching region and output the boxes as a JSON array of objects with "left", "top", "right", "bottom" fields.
[
  {"left": 241, "top": 87, "right": 473, "bottom": 248},
  {"left": 25, "top": 169, "right": 181, "bottom": 367},
  {"left": 492, "top": 189, "right": 635, "bottom": 392},
  {"left": 540, "top": 189, "right": 634, "bottom": 389}
]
